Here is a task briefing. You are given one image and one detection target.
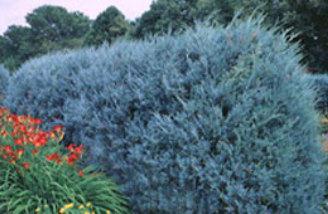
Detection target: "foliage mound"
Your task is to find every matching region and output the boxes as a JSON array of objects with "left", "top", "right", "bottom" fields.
[
  {"left": 307, "top": 74, "right": 328, "bottom": 116},
  {"left": 0, "top": 65, "right": 9, "bottom": 102},
  {"left": 4, "top": 18, "right": 325, "bottom": 212},
  {"left": 0, "top": 108, "right": 128, "bottom": 213}
]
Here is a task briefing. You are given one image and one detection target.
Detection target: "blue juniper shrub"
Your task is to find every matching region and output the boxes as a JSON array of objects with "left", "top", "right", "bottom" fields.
[
  {"left": 0, "top": 65, "right": 9, "bottom": 103},
  {"left": 307, "top": 74, "right": 328, "bottom": 116},
  {"left": 4, "top": 17, "right": 325, "bottom": 213},
  {"left": 4, "top": 50, "right": 96, "bottom": 146}
]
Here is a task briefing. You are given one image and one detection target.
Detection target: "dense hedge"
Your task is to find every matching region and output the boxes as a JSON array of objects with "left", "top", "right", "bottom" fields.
[
  {"left": 0, "top": 65, "right": 9, "bottom": 102},
  {"left": 307, "top": 74, "right": 328, "bottom": 116},
  {"left": 3, "top": 49, "right": 96, "bottom": 149},
  {"left": 4, "top": 18, "right": 325, "bottom": 212}
]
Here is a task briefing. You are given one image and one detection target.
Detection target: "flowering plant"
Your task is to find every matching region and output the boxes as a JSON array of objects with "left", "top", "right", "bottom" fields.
[{"left": 0, "top": 108, "right": 128, "bottom": 213}]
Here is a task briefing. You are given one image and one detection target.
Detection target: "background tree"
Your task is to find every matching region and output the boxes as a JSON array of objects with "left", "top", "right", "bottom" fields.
[
  {"left": 220, "top": 0, "right": 328, "bottom": 73},
  {"left": 0, "top": 5, "right": 91, "bottom": 71},
  {"left": 0, "top": 26, "right": 34, "bottom": 71},
  {"left": 282, "top": 0, "right": 328, "bottom": 73},
  {"left": 133, "top": 0, "right": 328, "bottom": 72},
  {"left": 26, "top": 5, "right": 91, "bottom": 54},
  {"left": 27, "top": 6, "right": 86, "bottom": 40},
  {"left": 84, "top": 6, "right": 130, "bottom": 46},
  {"left": 132, "top": 0, "right": 199, "bottom": 38}
]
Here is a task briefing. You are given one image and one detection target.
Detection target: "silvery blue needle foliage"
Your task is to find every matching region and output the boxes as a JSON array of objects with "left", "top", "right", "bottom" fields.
[
  {"left": 307, "top": 74, "right": 328, "bottom": 116},
  {"left": 0, "top": 65, "right": 9, "bottom": 103},
  {"left": 4, "top": 17, "right": 325, "bottom": 213}
]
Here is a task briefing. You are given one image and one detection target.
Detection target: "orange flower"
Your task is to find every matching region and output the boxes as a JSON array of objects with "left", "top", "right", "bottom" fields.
[
  {"left": 66, "top": 153, "right": 79, "bottom": 165},
  {"left": 22, "top": 162, "right": 30, "bottom": 169},
  {"left": 0, "top": 129, "right": 8, "bottom": 137},
  {"left": 46, "top": 152, "right": 62, "bottom": 164},
  {"left": 27, "top": 126, "right": 35, "bottom": 133},
  {"left": 0, "top": 109, "right": 79, "bottom": 171},
  {"left": 14, "top": 138, "right": 23, "bottom": 146},
  {"left": 4, "top": 145, "right": 12, "bottom": 153},
  {"left": 78, "top": 170, "right": 84, "bottom": 177},
  {"left": 16, "top": 148, "right": 24, "bottom": 157},
  {"left": 74, "top": 145, "right": 84, "bottom": 155},
  {"left": 66, "top": 144, "right": 84, "bottom": 156},
  {"left": 66, "top": 144, "right": 76, "bottom": 152},
  {"left": 32, "top": 149, "right": 39, "bottom": 155},
  {"left": 53, "top": 125, "right": 63, "bottom": 133},
  {"left": 30, "top": 118, "right": 42, "bottom": 125},
  {"left": 30, "top": 132, "right": 48, "bottom": 147}
]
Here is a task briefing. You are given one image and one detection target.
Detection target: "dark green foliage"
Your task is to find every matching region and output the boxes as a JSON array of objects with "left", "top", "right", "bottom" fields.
[
  {"left": 195, "top": 0, "right": 235, "bottom": 24},
  {"left": 4, "top": 18, "right": 325, "bottom": 212},
  {"left": 84, "top": 6, "right": 130, "bottom": 46},
  {"left": 133, "top": 0, "right": 328, "bottom": 72},
  {"left": 132, "top": 0, "right": 282, "bottom": 38},
  {"left": 282, "top": 0, "right": 328, "bottom": 73},
  {"left": 0, "top": 25, "right": 35, "bottom": 71},
  {"left": 232, "top": 0, "right": 328, "bottom": 73},
  {"left": 132, "top": 0, "right": 199, "bottom": 38},
  {"left": 0, "top": 5, "right": 91, "bottom": 71},
  {"left": 26, "top": 5, "right": 90, "bottom": 42}
]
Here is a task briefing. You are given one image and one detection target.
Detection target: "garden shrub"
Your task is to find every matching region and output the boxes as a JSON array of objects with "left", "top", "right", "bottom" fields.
[
  {"left": 4, "top": 17, "right": 325, "bottom": 213},
  {"left": 0, "top": 65, "right": 9, "bottom": 103},
  {"left": 3, "top": 50, "right": 96, "bottom": 149},
  {"left": 307, "top": 74, "right": 328, "bottom": 116}
]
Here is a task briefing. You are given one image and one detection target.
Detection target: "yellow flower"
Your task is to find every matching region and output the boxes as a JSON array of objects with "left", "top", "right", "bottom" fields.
[
  {"left": 83, "top": 211, "right": 95, "bottom": 214},
  {"left": 50, "top": 132, "right": 56, "bottom": 139},
  {"left": 86, "top": 202, "right": 92, "bottom": 207},
  {"left": 63, "top": 203, "right": 74, "bottom": 209},
  {"left": 106, "top": 210, "right": 111, "bottom": 214},
  {"left": 78, "top": 204, "right": 85, "bottom": 209},
  {"left": 35, "top": 207, "right": 40, "bottom": 213},
  {"left": 59, "top": 203, "right": 74, "bottom": 213}
]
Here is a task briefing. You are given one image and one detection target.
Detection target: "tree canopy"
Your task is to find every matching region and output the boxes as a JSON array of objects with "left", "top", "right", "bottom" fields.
[
  {"left": 84, "top": 6, "right": 130, "bottom": 46},
  {"left": 132, "top": 0, "right": 328, "bottom": 72},
  {"left": 0, "top": 5, "right": 91, "bottom": 71}
]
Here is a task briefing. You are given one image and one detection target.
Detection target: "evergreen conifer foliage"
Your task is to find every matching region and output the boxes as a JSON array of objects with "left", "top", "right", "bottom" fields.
[
  {"left": 307, "top": 74, "right": 328, "bottom": 116},
  {"left": 4, "top": 18, "right": 325, "bottom": 212},
  {"left": 0, "top": 65, "right": 9, "bottom": 102}
]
